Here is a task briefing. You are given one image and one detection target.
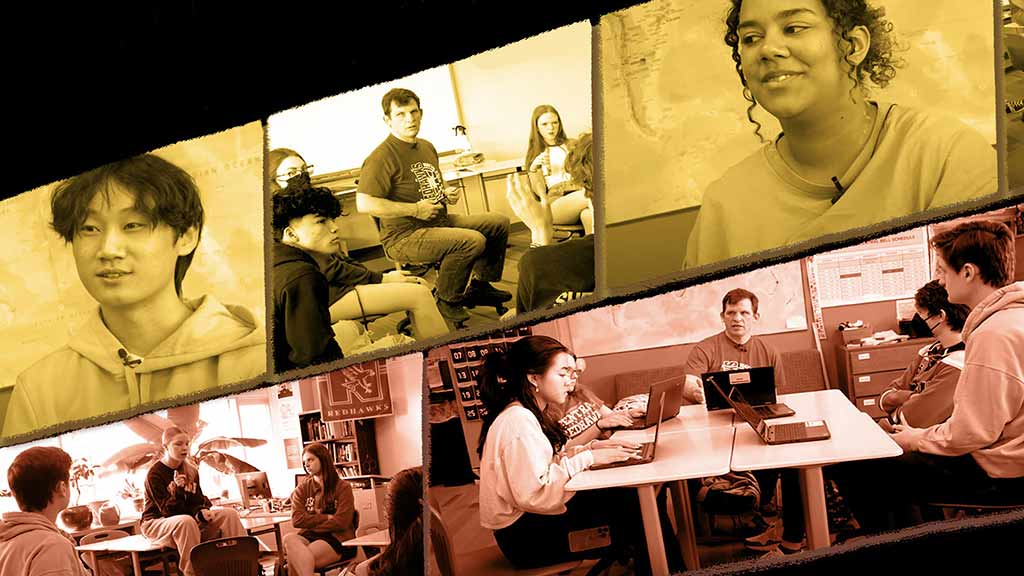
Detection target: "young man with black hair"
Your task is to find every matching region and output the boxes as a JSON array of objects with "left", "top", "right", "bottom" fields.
[
  {"left": 833, "top": 220, "right": 1024, "bottom": 533},
  {"left": 2, "top": 154, "right": 266, "bottom": 440},
  {"left": 356, "top": 87, "right": 512, "bottom": 324}
]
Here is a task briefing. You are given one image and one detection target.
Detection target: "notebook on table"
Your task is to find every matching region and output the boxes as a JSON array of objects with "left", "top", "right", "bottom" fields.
[
  {"left": 618, "top": 374, "right": 685, "bottom": 431},
  {"left": 589, "top": 390, "right": 666, "bottom": 471},
  {"left": 702, "top": 367, "right": 795, "bottom": 419},
  {"left": 707, "top": 375, "right": 830, "bottom": 446}
]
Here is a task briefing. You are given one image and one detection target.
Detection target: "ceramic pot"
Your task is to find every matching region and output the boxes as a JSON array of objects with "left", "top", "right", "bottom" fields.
[
  {"left": 99, "top": 502, "right": 121, "bottom": 526},
  {"left": 59, "top": 505, "right": 93, "bottom": 531}
]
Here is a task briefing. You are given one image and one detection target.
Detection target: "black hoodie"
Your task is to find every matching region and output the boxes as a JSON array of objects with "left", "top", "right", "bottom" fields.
[{"left": 273, "top": 241, "right": 345, "bottom": 372}]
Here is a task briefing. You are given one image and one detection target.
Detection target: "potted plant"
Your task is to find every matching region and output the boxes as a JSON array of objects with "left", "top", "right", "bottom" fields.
[
  {"left": 58, "top": 458, "right": 100, "bottom": 531},
  {"left": 117, "top": 478, "right": 145, "bottom": 514},
  {"left": 101, "top": 405, "right": 267, "bottom": 501}
]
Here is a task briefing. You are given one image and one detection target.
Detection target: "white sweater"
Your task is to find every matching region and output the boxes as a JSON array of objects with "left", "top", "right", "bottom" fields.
[{"left": 479, "top": 404, "right": 594, "bottom": 530}]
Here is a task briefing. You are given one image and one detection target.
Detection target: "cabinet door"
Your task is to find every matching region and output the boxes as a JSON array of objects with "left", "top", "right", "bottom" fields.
[
  {"left": 849, "top": 343, "right": 923, "bottom": 375},
  {"left": 855, "top": 395, "right": 885, "bottom": 419},
  {"left": 851, "top": 369, "right": 905, "bottom": 397}
]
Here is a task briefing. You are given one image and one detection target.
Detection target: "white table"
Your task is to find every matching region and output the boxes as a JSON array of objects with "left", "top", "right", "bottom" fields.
[
  {"left": 566, "top": 426, "right": 735, "bottom": 575},
  {"left": 342, "top": 530, "right": 390, "bottom": 547},
  {"left": 730, "top": 390, "right": 902, "bottom": 549},
  {"left": 611, "top": 403, "right": 736, "bottom": 443}
]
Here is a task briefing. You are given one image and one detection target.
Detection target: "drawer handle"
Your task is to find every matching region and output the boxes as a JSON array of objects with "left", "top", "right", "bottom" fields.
[{"left": 857, "top": 353, "right": 871, "bottom": 360}]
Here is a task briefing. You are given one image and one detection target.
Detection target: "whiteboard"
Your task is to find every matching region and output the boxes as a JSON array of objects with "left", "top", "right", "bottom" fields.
[
  {"left": 567, "top": 261, "right": 808, "bottom": 357},
  {"left": 268, "top": 65, "right": 463, "bottom": 174}
]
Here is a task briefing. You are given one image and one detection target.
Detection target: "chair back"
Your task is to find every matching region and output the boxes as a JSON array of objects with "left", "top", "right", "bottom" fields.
[
  {"left": 779, "top": 349, "right": 829, "bottom": 394},
  {"left": 80, "top": 529, "right": 131, "bottom": 545},
  {"left": 190, "top": 536, "right": 261, "bottom": 576},
  {"left": 429, "top": 504, "right": 457, "bottom": 576}
]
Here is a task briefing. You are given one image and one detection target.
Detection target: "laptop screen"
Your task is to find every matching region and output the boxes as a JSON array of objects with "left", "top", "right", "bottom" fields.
[
  {"left": 650, "top": 390, "right": 666, "bottom": 457},
  {"left": 644, "top": 375, "right": 685, "bottom": 426},
  {"left": 706, "top": 375, "right": 766, "bottom": 433},
  {"left": 235, "top": 471, "right": 272, "bottom": 508},
  {"left": 702, "top": 367, "right": 776, "bottom": 411}
]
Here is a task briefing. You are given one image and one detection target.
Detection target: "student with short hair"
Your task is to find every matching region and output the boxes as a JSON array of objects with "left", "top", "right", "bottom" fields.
[
  {"left": 0, "top": 446, "right": 91, "bottom": 576},
  {"left": 2, "top": 154, "right": 266, "bottom": 440},
  {"left": 140, "top": 427, "right": 246, "bottom": 576},
  {"left": 356, "top": 87, "right": 512, "bottom": 324},
  {"left": 833, "top": 220, "right": 1024, "bottom": 533}
]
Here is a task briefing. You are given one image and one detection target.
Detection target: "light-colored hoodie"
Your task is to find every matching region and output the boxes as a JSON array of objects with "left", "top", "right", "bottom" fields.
[
  {"left": 479, "top": 403, "right": 594, "bottom": 530},
  {"left": 0, "top": 511, "right": 90, "bottom": 576},
  {"left": 913, "top": 282, "right": 1024, "bottom": 478},
  {"left": 2, "top": 295, "right": 266, "bottom": 441}
]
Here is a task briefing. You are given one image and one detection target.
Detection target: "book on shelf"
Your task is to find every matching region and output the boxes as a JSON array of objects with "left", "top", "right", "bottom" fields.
[{"left": 303, "top": 416, "right": 356, "bottom": 442}]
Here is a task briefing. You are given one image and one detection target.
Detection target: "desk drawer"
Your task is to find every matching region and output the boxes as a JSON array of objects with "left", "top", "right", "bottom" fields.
[
  {"left": 855, "top": 395, "right": 885, "bottom": 419},
  {"left": 851, "top": 369, "right": 905, "bottom": 397},
  {"left": 849, "top": 345, "right": 920, "bottom": 375}
]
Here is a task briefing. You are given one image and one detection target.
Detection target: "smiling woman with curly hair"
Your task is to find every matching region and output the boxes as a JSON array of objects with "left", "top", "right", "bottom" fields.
[{"left": 683, "top": 0, "right": 998, "bottom": 270}]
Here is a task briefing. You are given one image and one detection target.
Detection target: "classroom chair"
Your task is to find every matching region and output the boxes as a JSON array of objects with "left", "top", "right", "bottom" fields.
[
  {"left": 79, "top": 529, "right": 179, "bottom": 576},
  {"left": 428, "top": 504, "right": 597, "bottom": 576},
  {"left": 313, "top": 509, "right": 362, "bottom": 576},
  {"left": 190, "top": 536, "right": 261, "bottom": 576},
  {"left": 778, "top": 349, "right": 829, "bottom": 394},
  {"left": 551, "top": 223, "right": 586, "bottom": 241}
]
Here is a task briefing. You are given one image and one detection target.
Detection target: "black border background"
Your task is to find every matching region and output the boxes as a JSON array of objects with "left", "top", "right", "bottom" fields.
[{"left": 4, "top": 0, "right": 1022, "bottom": 572}]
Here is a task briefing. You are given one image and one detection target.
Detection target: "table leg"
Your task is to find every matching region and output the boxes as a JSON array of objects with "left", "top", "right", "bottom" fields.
[
  {"left": 130, "top": 551, "right": 143, "bottom": 576},
  {"left": 85, "top": 551, "right": 97, "bottom": 576},
  {"left": 637, "top": 484, "right": 669, "bottom": 576},
  {"left": 798, "top": 466, "right": 830, "bottom": 550},
  {"left": 668, "top": 480, "right": 700, "bottom": 571},
  {"left": 274, "top": 524, "right": 284, "bottom": 556}
]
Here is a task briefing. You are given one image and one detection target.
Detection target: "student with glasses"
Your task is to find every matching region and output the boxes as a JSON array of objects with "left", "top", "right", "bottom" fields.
[{"left": 543, "top": 358, "right": 645, "bottom": 450}]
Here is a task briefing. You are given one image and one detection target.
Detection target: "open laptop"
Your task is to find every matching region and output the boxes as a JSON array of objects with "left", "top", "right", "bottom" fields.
[
  {"left": 707, "top": 376, "right": 830, "bottom": 445},
  {"left": 702, "top": 367, "right": 795, "bottom": 419},
  {"left": 618, "top": 375, "right": 685, "bottom": 431},
  {"left": 590, "top": 391, "right": 666, "bottom": 471},
  {"left": 235, "top": 471, "right": 273, "bottom": 509}
]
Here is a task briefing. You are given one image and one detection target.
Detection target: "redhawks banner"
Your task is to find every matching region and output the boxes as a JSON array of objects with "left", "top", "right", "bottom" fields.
[{"left": 316, "top": 359, "right": 393, "bottom": 421}]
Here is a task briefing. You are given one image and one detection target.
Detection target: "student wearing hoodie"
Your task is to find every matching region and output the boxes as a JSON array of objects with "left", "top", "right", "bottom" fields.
[
  {"left": 0, "top": 446, "right": 90, "bottom": 576},
  {"left": 2, "top": 155, "right": 266, "bottom": 442},
  {"left": 832, "top": 220, "right": 1024, "bottom": 533}
]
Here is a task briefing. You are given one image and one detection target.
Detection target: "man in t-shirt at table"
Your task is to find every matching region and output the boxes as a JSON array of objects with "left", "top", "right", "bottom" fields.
[
  {"left": 356, "top": 87, "right": 512, "bottom": 325},
  {"left": 682, "top": 288, "right": 792, "bottom": 544}
]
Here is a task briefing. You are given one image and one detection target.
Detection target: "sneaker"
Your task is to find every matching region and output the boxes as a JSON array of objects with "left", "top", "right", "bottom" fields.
[
  {"left": 436, "top": 299, "right": 470, "bottom": 324},
  {"left": 1007, "top": 98, "right": 1024, "bottom": 114},
  {"left": 466, "top": 279, "right": 513, "bottom": 305},
  {"left": 744, "top": 522, "right": 781, "bottom": 551},
  {"left": 759, "top": 541, "right": 805, "bottom": 559}
]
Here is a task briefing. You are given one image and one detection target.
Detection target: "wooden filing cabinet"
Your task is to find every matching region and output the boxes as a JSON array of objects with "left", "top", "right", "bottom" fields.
[{"left": 834, "top": 338, "right": 933, "bottom": 421}]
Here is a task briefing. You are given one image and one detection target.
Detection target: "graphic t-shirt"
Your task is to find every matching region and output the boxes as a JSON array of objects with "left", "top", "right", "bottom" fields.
[
  {"left": 683, "top": 331, "right": 786, "bottom": 390},
  {"left": 546, "top": 384, "right": 606, "bottom": 441},
  {"left": 358, "top": 134, "right": 451, "bottom": 244}
]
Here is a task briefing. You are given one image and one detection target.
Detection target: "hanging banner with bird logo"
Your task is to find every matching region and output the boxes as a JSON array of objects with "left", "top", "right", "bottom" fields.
[{"left": 315, "top": 359, "right": 393, "bottom": 421}]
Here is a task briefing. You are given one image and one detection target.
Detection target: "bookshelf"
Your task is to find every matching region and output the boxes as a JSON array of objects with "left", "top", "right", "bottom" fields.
[{"left": 298, "top": 410, "right": 380, "bottom": 478}]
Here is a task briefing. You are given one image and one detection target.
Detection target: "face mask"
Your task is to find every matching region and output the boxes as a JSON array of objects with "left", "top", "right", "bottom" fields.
[
  {"left": 283, "top": 171, "right": 312, "bottom": 190},
  {"left": 909, "top": 313, "right": 934, "bottom": 338}
]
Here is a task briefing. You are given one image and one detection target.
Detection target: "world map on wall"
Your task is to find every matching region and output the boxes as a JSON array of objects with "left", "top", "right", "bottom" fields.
[
  {"left": 601, "top": 0, "right": 997, "bottom": 224},
  {"left": 0, "top": 122, "right": 266, "bottom": 391},
  {"left": 568, "top": 261, "right": 807, "bottom": 357}
]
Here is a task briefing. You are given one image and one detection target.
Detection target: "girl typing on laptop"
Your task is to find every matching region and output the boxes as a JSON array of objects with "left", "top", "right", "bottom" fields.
[{"left": 476, "top": 336, "right": 659, "bottom": 571}]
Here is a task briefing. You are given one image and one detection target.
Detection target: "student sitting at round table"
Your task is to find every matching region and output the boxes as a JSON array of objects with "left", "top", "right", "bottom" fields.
[
  {"left": 683, "top": 0, "right": 998, "bottom": 270},
  {"left": 524, "top": 105, "right": 593, "bottom": 234},
  {"left": 283, "top": 443, "right": 358, "bottom": 576},
  {"left": 477, "top": 335, "right": 681, "bottom": 573},
  {"left": 347, "top": 467, "right": 423, "bottom": 576}
]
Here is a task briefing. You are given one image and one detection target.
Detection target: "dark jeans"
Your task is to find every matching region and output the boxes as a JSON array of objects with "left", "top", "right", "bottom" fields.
[
  {"left": 493, "top": 487, "right": 678, "bottom": 575},
  {"left": 385, "top": 213, "right": 509, "bottom": 302},
  {"left": 830, "top": 452, "right": 1024, "bottom": 533},
  {"left": 754, "top": 469, "right": 805, "bottom": 543}
]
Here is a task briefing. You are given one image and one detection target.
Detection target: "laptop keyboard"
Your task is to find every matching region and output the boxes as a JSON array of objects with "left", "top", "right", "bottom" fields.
[{"left": 769, "top": 422, "right": 809, "bottom": 442}]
